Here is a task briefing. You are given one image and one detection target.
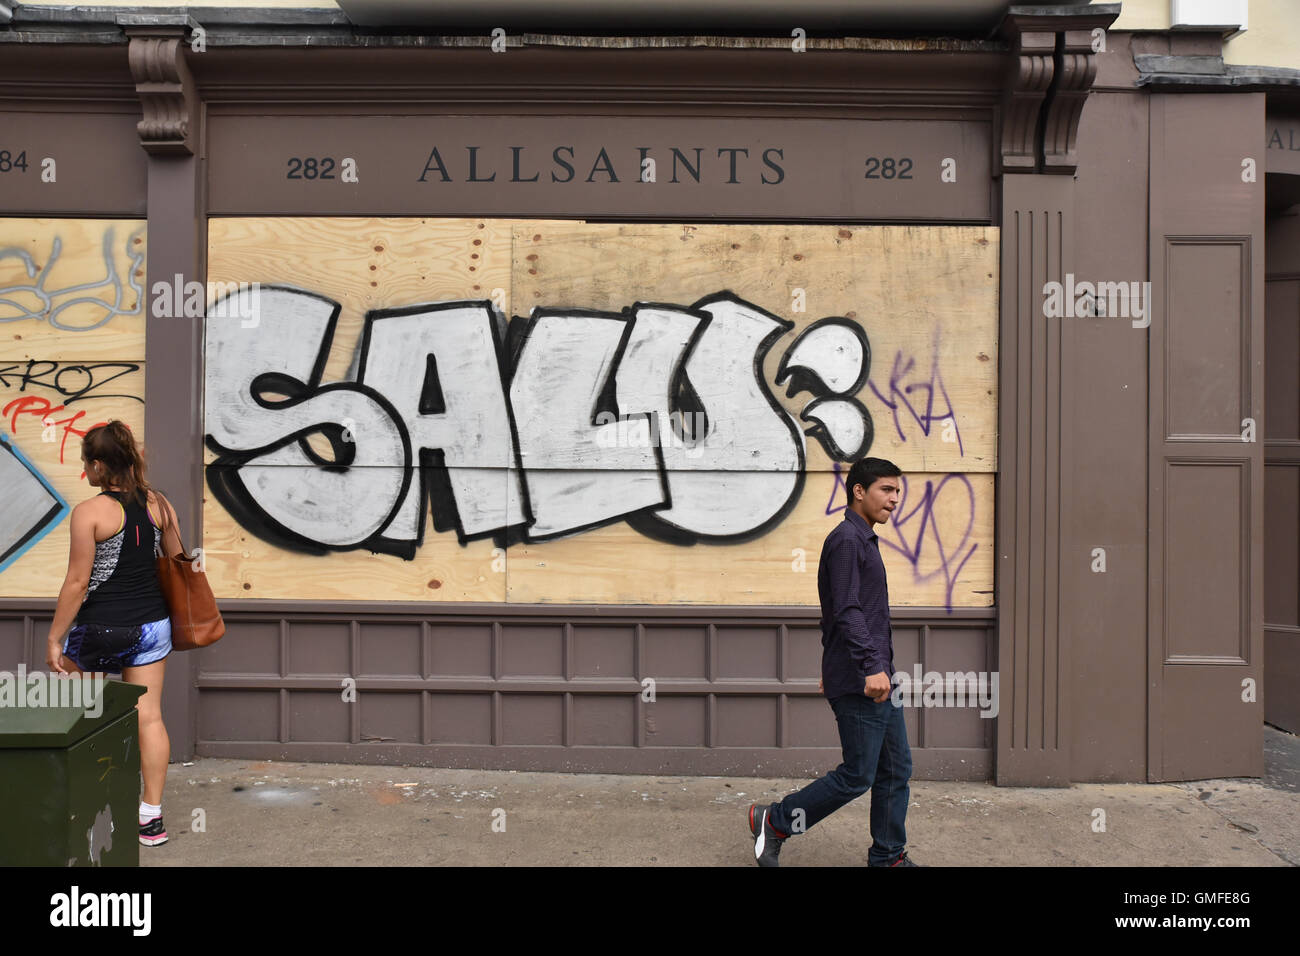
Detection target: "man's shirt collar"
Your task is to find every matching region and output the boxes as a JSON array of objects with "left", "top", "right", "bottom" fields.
[{"left": 844, "top": 507, "right": 877, "bottom": 540}]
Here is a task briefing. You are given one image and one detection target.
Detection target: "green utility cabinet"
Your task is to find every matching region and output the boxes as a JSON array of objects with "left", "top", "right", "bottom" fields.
[{"left": 0, "top": 679, "right": 145, "bottom": 866}]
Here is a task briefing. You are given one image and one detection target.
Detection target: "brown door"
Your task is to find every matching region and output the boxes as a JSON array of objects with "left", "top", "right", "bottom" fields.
[{"left": 1147, "top": 94, "right": 1266, "bottom": 782}]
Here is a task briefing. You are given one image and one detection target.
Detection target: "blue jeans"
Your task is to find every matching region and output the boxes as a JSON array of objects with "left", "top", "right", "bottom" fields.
[{"left": 769, "top": 692, "right": 912, "bottom": 866}]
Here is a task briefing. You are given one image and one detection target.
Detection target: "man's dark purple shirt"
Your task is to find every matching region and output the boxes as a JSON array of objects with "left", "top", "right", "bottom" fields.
[{"left": 819, "top": 507, "right": 895, "bottom": 699}]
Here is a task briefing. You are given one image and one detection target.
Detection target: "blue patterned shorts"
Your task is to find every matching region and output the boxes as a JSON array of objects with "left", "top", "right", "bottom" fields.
[{"left": 63, "top": 617, "right": 172, "bottom": 674}]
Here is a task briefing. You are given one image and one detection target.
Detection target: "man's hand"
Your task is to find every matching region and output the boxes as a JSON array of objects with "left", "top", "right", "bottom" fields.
[{"left": 864, "top": 670, "right": 891, "bottom": 702}]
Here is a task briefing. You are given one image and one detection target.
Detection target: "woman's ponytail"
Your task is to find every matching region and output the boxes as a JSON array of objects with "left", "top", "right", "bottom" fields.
[{"left": 81, "top": 420, "right": 152, "bottom": 506}]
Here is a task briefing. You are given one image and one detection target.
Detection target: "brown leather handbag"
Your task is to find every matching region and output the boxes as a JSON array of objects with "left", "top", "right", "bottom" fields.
[{"left": 154, "top": 492, "right": 225, "bottom": 650}]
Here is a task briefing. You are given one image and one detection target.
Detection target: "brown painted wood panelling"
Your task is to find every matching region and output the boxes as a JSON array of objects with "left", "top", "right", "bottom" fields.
[
  {"left": 0, "top": 601, "right": 996, "bottom": 779},
  {"left": 0, "top": 112, "right": 146, "bottom": 216},
  {"left": 206, "top": 115, "right": 993, "bottom": 221},
  {"left": 1065, "top": 89, "right": 1150, "bottom": 782},
  {"left": 995, "top": 175, "right": 1072, "bottom": 786},
  {"left": 1147, "top": 93, "right": 1266, "bottom": 782},
  {"left": 1165, "top": 240, "right": 1251, "bottom": 440},
  {"left": 0, "top": 48, "right": 145, "bottom": 217},
  {"left": 1164, "top": 460, "right": 1250, "bottom": 661}
]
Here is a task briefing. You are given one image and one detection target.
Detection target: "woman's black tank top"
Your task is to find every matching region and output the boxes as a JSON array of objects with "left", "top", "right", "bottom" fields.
[{"left": 76, "top": 489, "right": 169, "bottom": 626}]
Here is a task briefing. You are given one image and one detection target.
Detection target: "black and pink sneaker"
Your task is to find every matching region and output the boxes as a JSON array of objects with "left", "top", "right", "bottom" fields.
[{"left": 139, "top": 816, "right": 168, "bottom": 847}]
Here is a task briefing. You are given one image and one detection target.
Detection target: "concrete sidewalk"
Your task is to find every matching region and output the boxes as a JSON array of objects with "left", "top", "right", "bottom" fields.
[{"left": 140, "top": 727, "right": 1300, "bottom": 867}]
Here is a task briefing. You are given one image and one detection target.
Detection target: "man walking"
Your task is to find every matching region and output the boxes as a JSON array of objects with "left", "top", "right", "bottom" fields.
[{"left": 749, "top": 457, "right": 918, "bottom": 867}]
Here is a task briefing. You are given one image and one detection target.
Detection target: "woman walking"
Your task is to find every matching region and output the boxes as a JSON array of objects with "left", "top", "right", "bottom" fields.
[{"left": 45, "top": 420, "right": 182, "bottom": 847}]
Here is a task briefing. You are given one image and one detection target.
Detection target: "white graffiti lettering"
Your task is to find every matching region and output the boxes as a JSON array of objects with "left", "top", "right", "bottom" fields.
[{"left": 204, "top": 288, "right": 871, "bottom": 555}]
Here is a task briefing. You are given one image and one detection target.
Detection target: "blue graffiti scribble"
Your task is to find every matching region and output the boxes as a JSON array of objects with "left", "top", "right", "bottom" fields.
[
  {"left": 825, "top": 463, "right": 977, "bottom": 614},
  {"left": 866, "top": 328, "right": 963, "bottom": 457},
  {"left": 0, "top": 226, "right": 145, "bottom": 331}
]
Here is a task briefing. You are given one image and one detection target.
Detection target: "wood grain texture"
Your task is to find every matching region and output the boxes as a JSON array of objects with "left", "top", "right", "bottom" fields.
[
  {"left": 0, "top": 219, "right": 147, "bottom": 362},
  {"left": 207, "top": 217, "right": 511, "bottom": 387},
  {"left": 200, "top": 496, "right": 508, "bottom": 603}
]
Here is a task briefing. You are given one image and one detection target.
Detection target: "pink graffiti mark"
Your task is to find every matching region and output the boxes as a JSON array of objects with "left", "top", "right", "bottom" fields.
[
  {"left": 866, "top": 330, "right": 964, "bottom": 457},
  {"left": 825, "top": 463, "right": 977, "bottom": 614}
]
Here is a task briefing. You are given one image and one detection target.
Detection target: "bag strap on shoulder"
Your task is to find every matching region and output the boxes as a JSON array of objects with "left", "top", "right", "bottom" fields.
[{"left": 154, "top": 490, "right": 185, "bottom": 556}]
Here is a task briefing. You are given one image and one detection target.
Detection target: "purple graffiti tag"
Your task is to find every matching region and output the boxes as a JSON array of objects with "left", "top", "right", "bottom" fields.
[
  {"left": 825, "top": 466, "right": 977, "bottom": 614},
  {"left": 825, "top": 460, "right": 848, "bottom": 515},
  {"left": 866, "top": 329, "right": 963, "bottom": 457},
  {"left": 878, "top": 474, "right": 977, "bottom": 614}
]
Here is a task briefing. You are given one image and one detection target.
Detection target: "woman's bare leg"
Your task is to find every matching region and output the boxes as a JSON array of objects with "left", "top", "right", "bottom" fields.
[{"left": 122, "top": 658, "right": 168, "bottom": 807}]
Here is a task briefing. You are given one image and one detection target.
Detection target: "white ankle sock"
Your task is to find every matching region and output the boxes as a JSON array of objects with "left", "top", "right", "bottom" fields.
[{"left": 139, "top": 801, "right": 161, "bottom": 825}]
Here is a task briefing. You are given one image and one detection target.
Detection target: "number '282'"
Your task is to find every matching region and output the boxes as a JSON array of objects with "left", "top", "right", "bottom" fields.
[
  {"left": 864, "top": 157, "right": 912, "bottom": 179},
  {"left": 286, "top": 157, "right": 336, "bottom": 179}
]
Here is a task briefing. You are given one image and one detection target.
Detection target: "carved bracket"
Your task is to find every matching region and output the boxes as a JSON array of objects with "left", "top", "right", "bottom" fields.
[
  {"left": 1042, "top": 29, "right": 1101, "bottom": 173},
  {"left": 997, "top": 5, "right": 1120, "bottom": 175},
  {"left": 126, "top": 27, "right": 199, "bottom": 156},
  {"left": 1000, "top": 30, "right": 1056, "bottom": 174}
]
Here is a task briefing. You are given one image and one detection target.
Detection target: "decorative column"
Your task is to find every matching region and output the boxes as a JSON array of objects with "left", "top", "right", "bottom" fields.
[
  {"left": 125, "top": 14, "right": 205, "bottom": 760},
  {"left": 994, "top": 5, "right": 1116, "bottom": 785}
]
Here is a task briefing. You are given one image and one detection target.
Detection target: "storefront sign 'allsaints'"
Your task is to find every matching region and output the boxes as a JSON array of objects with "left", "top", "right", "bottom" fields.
[{"left": 415, "top": 144, "right": 787, "bottom": 185}]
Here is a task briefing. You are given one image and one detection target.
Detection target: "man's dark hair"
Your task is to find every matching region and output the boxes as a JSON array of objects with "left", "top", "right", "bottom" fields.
[{"left": 845, "top": 457, "right": 902, "bottom": 505}]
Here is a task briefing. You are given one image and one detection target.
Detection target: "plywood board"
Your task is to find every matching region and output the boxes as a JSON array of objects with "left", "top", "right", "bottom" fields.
[
  {"left": 0, "top": 219, "right": 146, "bottom": 362},
  {"left": 202, "top": 217, "right": 997, "bottom": 606},
  {"left": 0, "top": 362, "right": 146, "bottom": 597}
]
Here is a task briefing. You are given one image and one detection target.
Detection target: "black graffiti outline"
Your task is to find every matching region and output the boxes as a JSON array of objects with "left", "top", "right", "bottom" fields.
[
  {"left": 626, "top": 290, "right": 807, "bottom": 547},
  {"left": 775, "top": 315, "right": 874, "bottom": 461},
  {"left": 204, "top": 286, "right": 414, "bottom": 558},
  {"left": 776, "top": 316, "right": 871, "bottom": 396},
  {"left": 799, "top": 395, "right": 874, "bottom": 460}
]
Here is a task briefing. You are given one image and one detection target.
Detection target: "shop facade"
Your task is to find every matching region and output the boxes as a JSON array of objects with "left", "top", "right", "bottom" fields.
[{"left": 1, "top": 0, "right": 1296, "bottom": 785}]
